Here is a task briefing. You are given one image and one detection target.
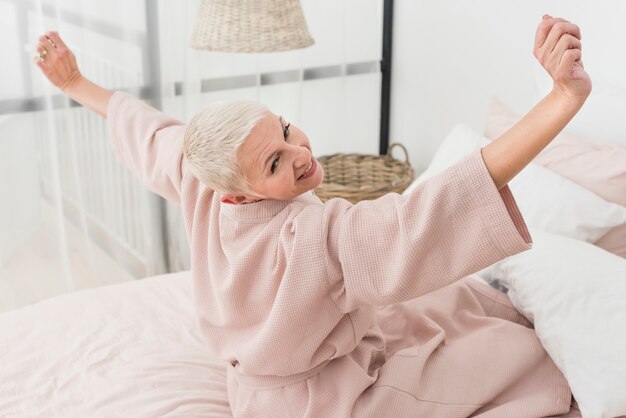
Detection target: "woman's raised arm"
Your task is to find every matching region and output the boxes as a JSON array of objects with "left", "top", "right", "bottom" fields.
[
  {"left": 34, "top": 31, "right": 187, "bottom": 204},
  {"left": 481, "top": 15, "right": 592, "bottom": 190},
  {"left": 33, "top": 31, "right": 112, "bottom": 118}
]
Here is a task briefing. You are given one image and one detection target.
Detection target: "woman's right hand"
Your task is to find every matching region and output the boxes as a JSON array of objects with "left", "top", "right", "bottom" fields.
[
  {"left": 33, "top": 31, "right": 82, "bottom": 93},
  {"left": 32, "top": 31, "right": 112, "bottom": 118}
]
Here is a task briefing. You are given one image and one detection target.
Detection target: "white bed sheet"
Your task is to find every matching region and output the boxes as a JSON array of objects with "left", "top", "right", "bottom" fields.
[{"left": 0, "top": 271, "right": 233, "bottom": 417}]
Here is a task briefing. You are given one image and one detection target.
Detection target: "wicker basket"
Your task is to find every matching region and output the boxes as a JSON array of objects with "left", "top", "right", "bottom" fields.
[{"left": 314, "top": 143, "right": 414, "bottom": 204}]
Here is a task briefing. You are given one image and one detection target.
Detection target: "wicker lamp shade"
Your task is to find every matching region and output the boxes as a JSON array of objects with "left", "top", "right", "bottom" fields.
[{"left": 190, "top": 0, "right": 315, "bottom": 53}]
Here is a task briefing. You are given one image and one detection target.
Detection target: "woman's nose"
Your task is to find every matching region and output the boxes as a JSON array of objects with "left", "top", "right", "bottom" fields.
[{"left": 293, "top": 144, "right": 311, "bottom": 168}]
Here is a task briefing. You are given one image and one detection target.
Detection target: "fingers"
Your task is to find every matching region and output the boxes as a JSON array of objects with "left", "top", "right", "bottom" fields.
[
  {"left": 32, "top": 46, "right": 51, "bottom": 77},
  {"left": 38, "top": 34, "right": 57, "bottom": 58},
  {"left": 33, "top": 31, "right": 66, "bottom": 61},
  {"left": 552, "top": 33, "right": 582, "bottom": 68},
  {"left": 560, "top": 49, "right": 582, "bottom": 74},
  {"left": 541, "top": 21, "right": 581, "bottom": 53},
  {"left": 45, "top": 31, "right": 68, "bottom": 50},
  {"left": 34, "top": 42, "right": 49, "bottom": 63},
  {"left": 534, "top": 16, "right": 570, "bottom": 50},
  {"left": 32, "top": 52, "right": 45, "bottom": 68},
  {"left": 533, "top": 16, "right": 583, "bottom": 72},
  {"left": 40, "top": 34, "right": 57, "bottom": 49},
  {"left": 534, "top": 16, "right": 581, "bottom": 52}
]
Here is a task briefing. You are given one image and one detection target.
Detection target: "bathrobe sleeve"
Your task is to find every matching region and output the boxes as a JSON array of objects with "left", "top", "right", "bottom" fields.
[
  {"left": 106, "top": 91, "right": 187, "bottom": 203},
  {"left": 322, "top": 149, "right": 532, "bottom": 312}
]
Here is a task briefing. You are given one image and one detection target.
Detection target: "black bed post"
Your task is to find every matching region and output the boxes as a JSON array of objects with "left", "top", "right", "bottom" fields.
[{"left": 379, "top": 0, "right": 394, "bottom": 155}]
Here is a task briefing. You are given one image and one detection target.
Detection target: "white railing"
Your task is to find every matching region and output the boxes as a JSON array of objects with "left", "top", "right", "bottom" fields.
[{"left": 34, "top": 47, "right": 164, "bottom": 279}]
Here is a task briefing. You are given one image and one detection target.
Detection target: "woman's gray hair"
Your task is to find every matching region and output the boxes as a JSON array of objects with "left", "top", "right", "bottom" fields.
[{"left": 183, "top": 100, "right": 270, "bottom": 194}]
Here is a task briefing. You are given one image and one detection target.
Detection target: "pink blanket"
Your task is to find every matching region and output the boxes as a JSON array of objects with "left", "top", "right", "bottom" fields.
[{"left": 0, "top": 272, "right": 232, "bottom": 417}]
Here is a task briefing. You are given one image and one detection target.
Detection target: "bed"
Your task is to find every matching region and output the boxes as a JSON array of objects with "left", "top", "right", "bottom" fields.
[
  {"left": 2, "top": 92, "right": 626, "bottom": 417},
  {"left": 2, "top": 268, "right": 607, "bottom": 418}
]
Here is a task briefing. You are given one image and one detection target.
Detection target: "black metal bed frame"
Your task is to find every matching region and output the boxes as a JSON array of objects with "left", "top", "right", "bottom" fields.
[{"left": 379, "top": 0, "right": 394, "bottom": 155}]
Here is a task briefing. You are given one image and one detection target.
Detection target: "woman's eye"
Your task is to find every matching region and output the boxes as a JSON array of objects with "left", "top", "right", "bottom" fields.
[
  {"left": 283, "top": 122, "right": 290, "bottom": 140},
  {"left": 271, "top": 157, "right": 279, "bottom": 174}
]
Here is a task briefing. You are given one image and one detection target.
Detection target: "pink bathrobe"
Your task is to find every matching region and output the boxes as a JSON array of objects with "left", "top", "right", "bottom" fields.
[{"left": 107, "top": 92, "right": 578, "bottom": 417}]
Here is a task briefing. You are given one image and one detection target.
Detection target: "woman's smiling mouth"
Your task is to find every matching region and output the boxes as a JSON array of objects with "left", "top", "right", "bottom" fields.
[{"left": 298, "top": 158, "right": 316, "bottom": 181}]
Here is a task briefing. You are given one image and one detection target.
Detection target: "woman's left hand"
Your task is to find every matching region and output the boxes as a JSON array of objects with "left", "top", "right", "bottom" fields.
[
  {"left": 533, "top": 15, "right": 592, "bottom": 103},
  {"left": 33, "top": 31, "right": 82, "bottom": 92}
]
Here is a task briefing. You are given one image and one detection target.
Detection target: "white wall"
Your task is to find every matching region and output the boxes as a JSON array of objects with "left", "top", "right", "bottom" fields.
[
  {"left": 391, "top": 0, "right": 626, "bottom": 174},
  {"left": 6, "top": 1, "right": 624, "bottom": 174},
  {"left": 157, "top": 0, "right": 383, "bottom": 159}
]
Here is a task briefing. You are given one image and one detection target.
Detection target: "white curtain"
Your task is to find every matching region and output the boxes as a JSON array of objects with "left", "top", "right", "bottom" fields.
[{"left": 0, "top": 0, "right": 383, "bottom": 313}]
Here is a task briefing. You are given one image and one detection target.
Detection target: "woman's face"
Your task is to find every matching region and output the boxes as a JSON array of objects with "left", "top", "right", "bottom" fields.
[{"left": 222, "top": 112, "right": 324, "bottom": 204}]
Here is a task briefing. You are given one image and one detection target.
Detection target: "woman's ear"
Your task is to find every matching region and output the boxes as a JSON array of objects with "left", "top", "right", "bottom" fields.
[
  {"left": 219, "top": 194, "right": 243, "bottom": 205},
  {"left": 219, "top": 194, "right": 257, "bottom": 205}
]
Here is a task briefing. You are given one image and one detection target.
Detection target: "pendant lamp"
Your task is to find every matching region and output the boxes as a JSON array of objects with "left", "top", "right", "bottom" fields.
[{"left": 190, "top": 0, "right": 315, "bottom": 53}]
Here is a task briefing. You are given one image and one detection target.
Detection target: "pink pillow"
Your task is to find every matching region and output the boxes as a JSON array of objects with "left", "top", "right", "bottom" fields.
[
  {"left": 484, "top": 97, "right": 626, "bottom": 258},
  {"left": 594, "top": 227, "right": 626, "bottom": 258}
]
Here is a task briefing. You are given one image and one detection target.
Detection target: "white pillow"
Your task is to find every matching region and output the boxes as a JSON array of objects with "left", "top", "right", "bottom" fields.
[
  {"left": 487, "top": 228, "right": 626, "bottom": 418},
  {"left": 403, "top": 124, "right": 626, "bottom": 242},
  {"left": 508, "top": 163, "right": 626, "bottom": 242},
  {"left": 403, "top": 124, "right": 489, "bottom": 195}
]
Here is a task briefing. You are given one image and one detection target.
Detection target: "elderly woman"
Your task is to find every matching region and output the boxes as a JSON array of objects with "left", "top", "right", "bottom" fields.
[{"left": 34, "top": 14, "right": 589, "bottom": 418}]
